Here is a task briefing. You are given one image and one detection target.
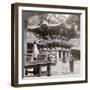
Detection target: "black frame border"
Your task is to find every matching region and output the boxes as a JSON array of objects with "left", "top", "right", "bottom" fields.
[{"left": 11, "top": 3, "right": 88, "bottom": 87}]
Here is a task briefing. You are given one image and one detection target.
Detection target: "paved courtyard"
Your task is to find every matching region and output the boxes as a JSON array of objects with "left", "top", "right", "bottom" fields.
[{"left": 50, "top": 60, "right": 80, "bottom": 76}]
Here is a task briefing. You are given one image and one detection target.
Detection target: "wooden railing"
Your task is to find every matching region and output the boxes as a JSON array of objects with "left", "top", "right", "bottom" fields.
[{"left": 24, "top": 53, "right": 57, "bottom": 66}]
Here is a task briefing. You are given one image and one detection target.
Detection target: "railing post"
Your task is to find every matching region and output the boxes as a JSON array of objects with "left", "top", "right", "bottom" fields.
[
  {"left": 38, "top": 64, "right": 41, "bottom": 77},
  {"left": 47, "top": 63, "right": 50, "bottom": 76}
]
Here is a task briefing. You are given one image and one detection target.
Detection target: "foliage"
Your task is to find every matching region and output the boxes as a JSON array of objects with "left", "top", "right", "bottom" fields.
[{"left": 25, "top": 13, "right": 80, "bottom": 41}]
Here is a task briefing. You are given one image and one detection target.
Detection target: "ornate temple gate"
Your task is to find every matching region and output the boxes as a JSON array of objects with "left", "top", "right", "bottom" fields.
[{"left": 24, "top": 42, "right": 72, "bottom": 77}]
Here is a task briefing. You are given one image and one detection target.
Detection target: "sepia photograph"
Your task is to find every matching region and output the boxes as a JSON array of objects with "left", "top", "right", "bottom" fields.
[
  {"left": 11, "top": 3, "right": 87, "bottom": 87},
  {"left": 23, "top": 12, "right": 81, "bottom": 78}
]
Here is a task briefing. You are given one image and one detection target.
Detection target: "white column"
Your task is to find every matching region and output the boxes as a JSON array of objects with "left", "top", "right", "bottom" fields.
[
  {"left": 61, "top": 51, "right": 63, "bottom": 59},
  {"left": 56, "top": 51, "right": 59, "bottom": 60},
  {"left": 65, "top": 51, "right": 67, "bottom": 58},
  {"left": 68, "top": 51, "right": 70, "bottom": 58}
]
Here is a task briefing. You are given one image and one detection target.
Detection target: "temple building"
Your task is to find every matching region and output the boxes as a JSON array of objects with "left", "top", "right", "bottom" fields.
[{"left": 24, "top": 21, "right": 80, "bottom": 77}]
